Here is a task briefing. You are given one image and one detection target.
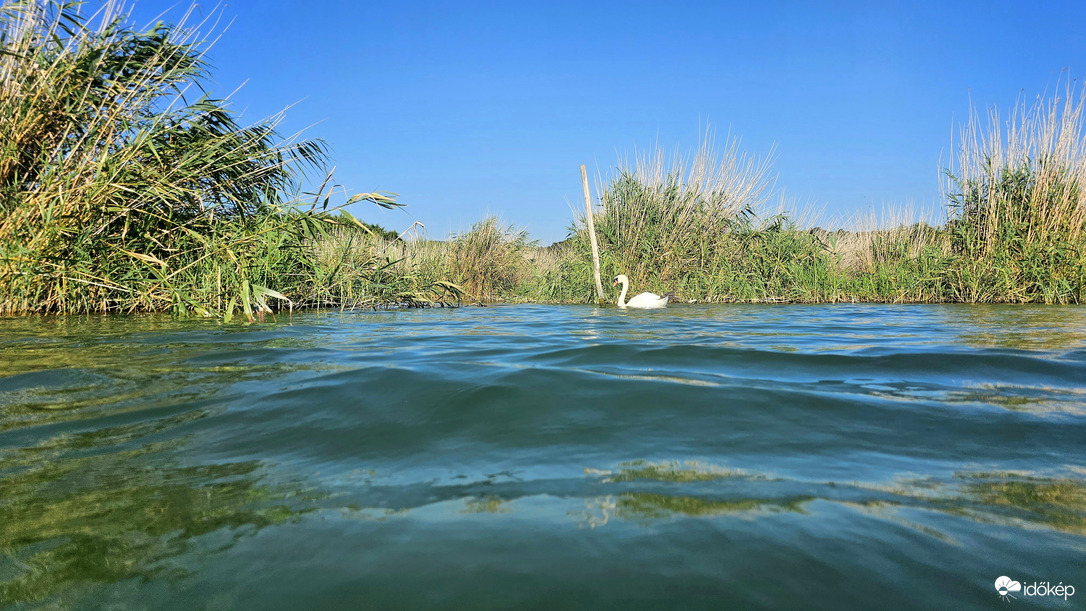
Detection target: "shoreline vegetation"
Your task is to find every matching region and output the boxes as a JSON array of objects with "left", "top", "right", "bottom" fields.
[{"left": 3, "top": 3, "right": 1085, "bottom": 318}]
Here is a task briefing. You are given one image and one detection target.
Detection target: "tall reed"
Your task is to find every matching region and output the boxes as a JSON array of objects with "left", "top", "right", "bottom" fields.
[
  {"left": 559, "top": 133, "right": 842, "bottom": 302},
  {"left": 302, "top": 225, "right": 463, "bottom": 308},
  {"left": 5, "top": 2, "right": 1082, "bottom": 312},
  {"left": 592, "top": 132, "right": 776, "bottom": 283},
  {"left": 0, "top": 0, "right": 397, "bottom": 318},
  {"left": 945, "top": 80, "right": 1086, "bottom": 302},
  {"left": 445, "top": 217, "right": 531, "bottom": 301}
]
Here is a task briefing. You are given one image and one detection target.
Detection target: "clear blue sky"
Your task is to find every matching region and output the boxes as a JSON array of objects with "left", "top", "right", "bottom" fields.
[{"left": 128, "top": 0, "right": 1086, "bottom": 244}]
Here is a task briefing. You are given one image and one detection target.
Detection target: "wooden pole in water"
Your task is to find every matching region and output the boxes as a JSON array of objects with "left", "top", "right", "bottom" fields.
[{"left": 581, "top": 164, "right": 605, "bottom": 303}]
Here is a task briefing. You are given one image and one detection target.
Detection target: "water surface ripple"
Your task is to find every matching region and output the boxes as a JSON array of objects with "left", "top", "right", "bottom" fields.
[{"left": 1, "top": 304, "right": 1084, "bottom": 609}]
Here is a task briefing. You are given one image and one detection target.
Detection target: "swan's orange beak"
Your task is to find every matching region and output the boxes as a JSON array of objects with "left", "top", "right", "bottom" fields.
[{"left": 612, "top": 279, "right": 618, "bottom": 286}]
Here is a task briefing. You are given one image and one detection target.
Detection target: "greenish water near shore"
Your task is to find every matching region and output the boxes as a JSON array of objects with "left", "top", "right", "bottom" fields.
[{"left": 1, "top": 305, "right": 1084, "bottom": 609}]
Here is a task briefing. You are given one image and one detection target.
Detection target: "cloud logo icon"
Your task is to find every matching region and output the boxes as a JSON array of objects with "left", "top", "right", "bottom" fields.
[{"left": 995, "top": 576, "right": 1022, "bottom": 598}]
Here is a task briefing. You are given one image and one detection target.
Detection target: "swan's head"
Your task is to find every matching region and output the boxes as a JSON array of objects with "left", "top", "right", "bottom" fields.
[{"left": 612, "top": 274, "right": 629, "bottom": 287}]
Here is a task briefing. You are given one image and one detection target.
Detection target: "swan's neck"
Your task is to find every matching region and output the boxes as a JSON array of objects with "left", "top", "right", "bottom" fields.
[{"left": 617, "top": 279, "right": 628, "bottom": 307}]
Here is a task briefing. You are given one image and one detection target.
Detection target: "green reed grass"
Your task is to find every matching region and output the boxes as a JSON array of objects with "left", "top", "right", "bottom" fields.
[
  {"left": 301, "top": 224, "right": 463, "bottom": 308},
  {"left": 538, "top": 89, "right": 1086, "bottom": 306},
  {"left": 944, "top": 81, "right": 1086, "bottom": 303},
  {"left": 4, "top": 0, "right": 1083, "bottom": 314},
  {"left": 444, "top": 217, "right": 533, "bottom": 302},
  {"left": 542, "top": 134, "right": 849, "bottom": 304},
  {"left": 414, "top": 87, "right": 1086, "bottom": 306},
  {"left": 0, "top": 1, "right": 405, "bottom": 319}
]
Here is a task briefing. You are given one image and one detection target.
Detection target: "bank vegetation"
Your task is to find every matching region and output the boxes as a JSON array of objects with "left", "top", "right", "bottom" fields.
[{"left": 2, "top": 1, "right": 1083, "bottom": 316}]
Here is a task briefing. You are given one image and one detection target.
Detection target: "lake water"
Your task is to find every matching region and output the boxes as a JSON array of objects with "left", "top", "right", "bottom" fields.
[{"left": 1, "top": 304, "right": 1084, "bottom": 609}]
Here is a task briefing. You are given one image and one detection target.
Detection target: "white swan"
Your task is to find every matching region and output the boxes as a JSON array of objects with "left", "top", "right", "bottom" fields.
[{"left": 613, "top": 274, "right": 672, "bottom": 309}]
